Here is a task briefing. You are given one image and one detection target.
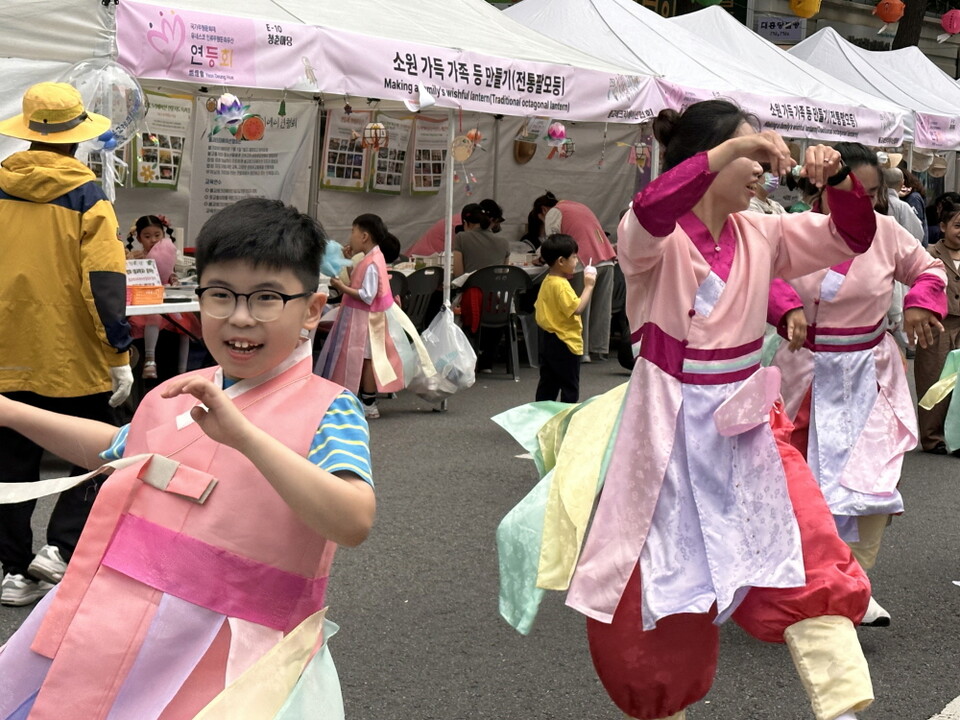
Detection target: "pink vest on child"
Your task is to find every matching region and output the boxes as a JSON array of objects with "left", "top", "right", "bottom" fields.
[{"left": 26, "top": 347, "right": 343, "bottom": 719}]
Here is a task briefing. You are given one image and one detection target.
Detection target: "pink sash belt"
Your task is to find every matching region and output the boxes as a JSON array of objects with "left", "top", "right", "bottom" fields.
[
  {"left": 808, "top": 319, "right": 886, "bottom": 353},
  {"left": 102, "top": 514, "right": 328, "bottom": 632},
  {"left": 631, "top": 323, "right": 762, "bottom": 385}
]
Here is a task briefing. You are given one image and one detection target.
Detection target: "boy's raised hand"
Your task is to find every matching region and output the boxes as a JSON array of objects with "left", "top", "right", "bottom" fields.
[{"left": 161, "top": 376, "right": 253, "bottom": 449}]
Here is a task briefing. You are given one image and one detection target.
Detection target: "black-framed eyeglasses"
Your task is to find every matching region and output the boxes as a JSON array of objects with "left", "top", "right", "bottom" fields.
[{"left": 195, "top": 286, "right": 311, "bottom": 322}]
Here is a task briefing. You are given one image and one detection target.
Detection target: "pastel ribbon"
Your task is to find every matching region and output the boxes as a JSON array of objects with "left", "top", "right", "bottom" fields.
[
  {"left": 193, "top": 611, "right": 337, "bottom": 719},
  {"left": 537, "top": 384, "right": 627, "bottom": 590}
]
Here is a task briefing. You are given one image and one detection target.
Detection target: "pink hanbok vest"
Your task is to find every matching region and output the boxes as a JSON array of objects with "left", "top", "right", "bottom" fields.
[{"left": 20, "top": 348, "right": 342, "bottom": 719}]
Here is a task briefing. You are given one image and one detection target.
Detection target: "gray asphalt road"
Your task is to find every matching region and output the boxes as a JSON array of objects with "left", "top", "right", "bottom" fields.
[{"left": 3, "top": 359, "right": 959, "bottom": 719}]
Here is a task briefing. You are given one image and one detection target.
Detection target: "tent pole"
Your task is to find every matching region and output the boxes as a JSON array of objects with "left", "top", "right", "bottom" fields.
[
  {"left": 492, "top": 115, "right": 501, "bottom": 202},
  {"left": 308, "top": 99, "right": 322, "bottom": 223},
  {"left": 650, "top": 137, "right": 661, "bottom": 180},
  {"left": 443, "top": 109, "right": 456, "bottom": 309}
]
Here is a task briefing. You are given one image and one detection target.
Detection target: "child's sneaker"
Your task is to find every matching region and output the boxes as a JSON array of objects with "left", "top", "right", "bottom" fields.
[
  {"left": 1, "top": 573, "right": 54, "bottom": 607},
  {"left": 142, "top": 360, "right": 158, "bottom": 379},
  {"left": 363, "top": 402, "right": 380, "bottom": 420},
  {"left": 28, "top": 544, "right": 67, "bottom": 583}
]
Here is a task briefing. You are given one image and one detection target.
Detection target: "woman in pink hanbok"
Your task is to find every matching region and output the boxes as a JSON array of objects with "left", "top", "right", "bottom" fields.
[
  {"left": 494, "top": 101, "right": 934, "bottom": 720},
  {"left": 768, "top": 142, "right": 946, "bottom": 629}
]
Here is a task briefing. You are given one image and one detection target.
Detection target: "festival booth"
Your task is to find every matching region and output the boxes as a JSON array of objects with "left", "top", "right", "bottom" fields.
[
  {"left": 790, "top": 27, "right": 960, "bottom": 154},
  {"left": 1, "top": 0, "right": 671, "bottom": 268},
  {"left": 670, "top": 7, "right": 912, "bottom": 142},
  {"left": 505, "top": 0, "right": 908, "bottom": 148}
]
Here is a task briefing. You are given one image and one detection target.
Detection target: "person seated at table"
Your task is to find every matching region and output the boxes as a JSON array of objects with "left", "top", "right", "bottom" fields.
[
  {"left": 407, "top": 198, "right": 504, "bottom": 256},
  {"left": 452, "top": 203, "right": 510, "bottom": 277},
  {"left": 126, "top": 215, "right": 198, "bottom": 380}
]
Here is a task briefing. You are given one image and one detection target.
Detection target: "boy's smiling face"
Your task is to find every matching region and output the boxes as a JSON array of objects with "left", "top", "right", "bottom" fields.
[{"left": 198, "top": 259, "right": 324, "bottom": 380}]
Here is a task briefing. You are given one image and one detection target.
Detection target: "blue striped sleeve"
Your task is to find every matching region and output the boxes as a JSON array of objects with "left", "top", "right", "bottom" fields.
[
  {"left": 96, "top": 392, "right": 373, "bottom": 488},
  {"left": 308, "top": 390, "right": 373, "bottom": 487},
  {"left": 99, "top": 423, "right": 130, "bottom": 461}
]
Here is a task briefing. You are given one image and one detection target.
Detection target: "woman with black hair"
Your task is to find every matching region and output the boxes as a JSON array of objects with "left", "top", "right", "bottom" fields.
[
  {"left": 769, "top": 141, "right": 946, "bottom": 628},
  {"left": 498, "top": 100, "right": 889, "bottom": 720}
]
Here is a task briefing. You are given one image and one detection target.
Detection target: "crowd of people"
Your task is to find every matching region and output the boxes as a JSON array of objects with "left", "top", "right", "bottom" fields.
[{"left": 0, "top": 79, "right": 958, "bottom": 720}]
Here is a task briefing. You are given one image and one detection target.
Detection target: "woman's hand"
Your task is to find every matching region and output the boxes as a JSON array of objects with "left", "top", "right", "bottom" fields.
[
  {"left": 784, "top": 308, "right": 808, "bottom": 352},
  {"left": 903, "top": 307, "right": 944, "bottom": 349},
  {"left": 711, "top": 131, "right": 794, "bottom": 177},
  {"left": 799, "top": 145, "right": 845, "bottom": 189},
  {"left": 161, "top": 376, "right": 253, "bottom": 449}
]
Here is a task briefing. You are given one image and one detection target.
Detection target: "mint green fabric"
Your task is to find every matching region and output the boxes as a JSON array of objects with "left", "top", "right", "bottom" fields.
[{"left": 497, "top": 471, "right": 552, "bottom": 635}]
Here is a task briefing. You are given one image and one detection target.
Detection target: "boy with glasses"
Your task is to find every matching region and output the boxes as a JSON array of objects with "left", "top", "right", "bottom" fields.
[{"left": 0, "top": 198, "right": 375, "bottom": 717}]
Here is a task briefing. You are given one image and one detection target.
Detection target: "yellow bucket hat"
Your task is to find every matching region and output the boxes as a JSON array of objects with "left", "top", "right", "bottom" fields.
[{"left": 0, "top": 82, "right": 111, "bottom": 144}]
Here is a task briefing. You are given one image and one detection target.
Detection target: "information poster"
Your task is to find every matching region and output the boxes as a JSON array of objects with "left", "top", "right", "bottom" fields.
[
  {"left": 188, "top": 97, "right": 315, "bottom": 236},
  {"left": 320, "top": 109, "right": 371, "bottom": 191},
  {"left": 411, "top": 116, "right": 449, "bottom": 196},
  {"left": 369, "top": 114, "right": 413, "bottom": 195},
  {"left": 134, "top": 91, "right": 193, "bottom": 189}
]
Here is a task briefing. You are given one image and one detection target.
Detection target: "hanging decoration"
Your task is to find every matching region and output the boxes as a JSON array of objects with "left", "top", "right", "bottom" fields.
[
  {"left": 558, "top": 139, "right": 575, "bottom": 159},
  {"left": 545, "top": 122, "right": 567, "bottom": 147},
  {"left": 451, "top": 135, "right": 476, "bottom": 163},
  {"left": 789, "top": 0, "right": 821, "bottom": 19},
  {"left": 361, "top": 121, "right": 388, "bottom": 149},
  {"left": 634, "top": 140, "right": 650, "bottom": 169},
  {"left": 938, "top": 9, "right": 960, "bottom": 42},
  {"left": 873, "top": 0, "right": 904, "bottom": 33},
  {"left": 403, "top": 82, "right": 437, "bottom": 113},
  {"left": 60, "top": 57, "right": 147, "bottom": 200},
  {"left": 598, "top": 123, "right": 609, "bottom": 169}
]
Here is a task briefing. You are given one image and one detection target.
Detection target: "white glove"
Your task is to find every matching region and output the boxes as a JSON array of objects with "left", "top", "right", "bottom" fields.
[{"left": 108, "top": 365, "right": 134, "bottom": 407}]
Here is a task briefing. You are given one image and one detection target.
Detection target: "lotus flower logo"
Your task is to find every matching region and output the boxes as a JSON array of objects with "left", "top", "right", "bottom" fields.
[{"left": 210, "top": 93, "right": 265, "bottom": 141}]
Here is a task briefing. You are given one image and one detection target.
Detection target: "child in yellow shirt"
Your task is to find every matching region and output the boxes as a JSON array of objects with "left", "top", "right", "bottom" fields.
[{"left": 534, "top": 233, "right": 596, "bottom": 402}]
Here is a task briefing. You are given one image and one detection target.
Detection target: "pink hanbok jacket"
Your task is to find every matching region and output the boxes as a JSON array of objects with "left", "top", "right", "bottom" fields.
[
  {"left": 768, "top": 214, "right": 946, "bottom": 529},
  {"left": 564, "top": 152, "right": 877, "bottom": 623},
  {"left": 0, "top": 344, "right": 343, "bottom": 718}
]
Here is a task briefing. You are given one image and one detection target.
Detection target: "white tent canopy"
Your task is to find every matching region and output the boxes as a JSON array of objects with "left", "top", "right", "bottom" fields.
[
  {"left": 670, "top": 7, "right": 910, "bottom": 142},
  {"left": 0, "top": 0, "right": 648, "bottom": 268},
  {"left": 790, "top": 27, "right": 960, "bottom": 150},
  {"left": 505, "top": 0, "right": 905, "bottom": 145}
]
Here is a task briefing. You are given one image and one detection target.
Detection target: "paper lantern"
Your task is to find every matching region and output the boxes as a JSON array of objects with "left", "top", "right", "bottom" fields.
[
  {"left": 546, "top": 122, "right": 567, "bottom": 147},
  {"left": 559, "top": 139, "right": 576, "bottom": 158},
  {"left": 361, "top": 122, "right": 388, "bottom": 149},
  {"left": 939, "top": 9, "right": 960, "bottom": 42},
  {"left": 790, "top": 0, "right": 821, "bottom": 19},
  {"left": 873, "top": 0, "right": 904, "bottom": 24}
]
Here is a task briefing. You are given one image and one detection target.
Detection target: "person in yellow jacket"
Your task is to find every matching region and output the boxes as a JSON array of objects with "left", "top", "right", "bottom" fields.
[{"left": 0, "top": 82, "right": 133, "bottom": 607}]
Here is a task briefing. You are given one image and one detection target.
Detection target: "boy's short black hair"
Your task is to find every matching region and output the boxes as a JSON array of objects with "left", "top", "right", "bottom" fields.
[
  {"left": 195, "top": 198, "right": 327, "bottom": 293},
  {"left": 540, "top": 233, "right": 578, "bottom": 267}
]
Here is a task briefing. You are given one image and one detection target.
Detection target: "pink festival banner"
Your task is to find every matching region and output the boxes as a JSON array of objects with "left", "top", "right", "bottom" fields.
[
  {"left": 915, "top": 113, "right": 960, "bottom": 151},
  {"left": 117, "top": 1, "right": 317, "bottom": 91},
  {"left": 117, "top": 0, "right": 668, "bottom": 123}
]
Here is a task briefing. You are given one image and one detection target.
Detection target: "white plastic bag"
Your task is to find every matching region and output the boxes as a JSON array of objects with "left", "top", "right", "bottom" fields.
[{"left": 409, "top": 307, "right": 477, "bottom": 402}]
